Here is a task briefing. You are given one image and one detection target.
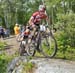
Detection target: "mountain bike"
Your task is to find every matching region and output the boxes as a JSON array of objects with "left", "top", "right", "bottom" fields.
[
  {"left": 19, "top": 24, "right": 57, "bottom": 58},
  {"left": 19, "top": 34, "right": 36, "bottom": 56}
]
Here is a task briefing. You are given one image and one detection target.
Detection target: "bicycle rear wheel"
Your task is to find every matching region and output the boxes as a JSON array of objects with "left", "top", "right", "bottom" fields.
[{"left": 40, "top": 32, "right": 57, "bottom": 58}]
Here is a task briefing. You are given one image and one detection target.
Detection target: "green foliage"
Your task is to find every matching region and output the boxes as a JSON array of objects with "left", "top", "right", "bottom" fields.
[
  {"left": 54, "top": 12, "right": 75, "bottom": 59},
  {"left": 0, "top": 41, "right": 19, "bottom": 73},
  {"left": 0, "top": 54, "right": 8, "bottom": 73},
  {"left": 22, "top": 62, "right": 35, "bottom": 73},
  {"left": 56, "top": 13, "right": 75, "bottom": 46},
  {"left": 0, "top": 0, "right": 40, "bottom": 28},
  {"left": 0, "top": 42, "right": 7, "bottom": 50},
  {"left": 0, "top": 53, "right": 13, "bottom": 73},
  {"left": 54, "top": 31, "right": 75, "bottom": 60}
]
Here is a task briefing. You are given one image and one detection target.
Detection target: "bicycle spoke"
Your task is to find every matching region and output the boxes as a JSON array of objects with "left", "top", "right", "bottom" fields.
[{"left": 40, "top": 31, "right": 57, "bottom": 58}]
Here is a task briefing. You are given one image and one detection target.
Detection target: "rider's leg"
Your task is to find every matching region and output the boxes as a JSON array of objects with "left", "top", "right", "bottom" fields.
[
  {"left": 25, "top": 27, "right": 36, "bottom": 50},
  {"left": 28, "top": 27, "right": 36, "bottom": 44}
]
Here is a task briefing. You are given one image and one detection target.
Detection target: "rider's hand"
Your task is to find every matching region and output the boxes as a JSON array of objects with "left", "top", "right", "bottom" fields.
[{"left": 32, "top": 24, "right": 35, "bottom": 28}]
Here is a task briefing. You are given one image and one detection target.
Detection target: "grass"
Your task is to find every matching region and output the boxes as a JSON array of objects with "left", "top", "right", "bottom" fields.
[
  {"left": 0, "top": 42, "right": 7, "bottom": 50},
  {"left": 54, "top": 31, "right": 75, "bottom": 60},
  {"left": 0, "top": 41, "right": 20, "bottom": 73},
  {"left": 0, "top": 51, "right": 20, "bottom": 73},
  {"left": 55, "top": 47, "right": 75, "bottom": 60},
  {"left": 22, "top": 62, "right": 35, "bottom": 73},
  {"left": 0, "top": 53, "right": 13, "bottom": 73}
]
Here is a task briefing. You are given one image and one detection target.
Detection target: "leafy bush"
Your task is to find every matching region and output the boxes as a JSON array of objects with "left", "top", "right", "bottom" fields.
[
  {"left": 56, "top": 12, "right": 75, "bottom": 47},
  {"left": 55, "top": 12, "right": 75, "bottom": 59},
  {"left": 0, "top": 53, "right": 13, "bottom": 73}
]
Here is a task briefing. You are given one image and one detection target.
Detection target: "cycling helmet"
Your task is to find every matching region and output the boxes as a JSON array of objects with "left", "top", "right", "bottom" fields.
[{"left": 39, "top": 5, "right": 46, "bottom": 12}]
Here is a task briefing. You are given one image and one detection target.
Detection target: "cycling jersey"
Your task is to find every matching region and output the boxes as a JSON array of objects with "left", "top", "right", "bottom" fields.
[{"left": 30, "top": 11, "right": 47, "bottom": 25}]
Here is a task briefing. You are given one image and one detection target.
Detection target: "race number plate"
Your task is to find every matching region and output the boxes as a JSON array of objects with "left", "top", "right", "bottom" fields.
[{"left": 40, "top": 25, "right": 46, "bottom": 31}]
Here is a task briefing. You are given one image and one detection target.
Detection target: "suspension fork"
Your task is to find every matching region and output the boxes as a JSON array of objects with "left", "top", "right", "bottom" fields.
[{"left": 36, "top": 31, "right": 41, "bottom": 52}]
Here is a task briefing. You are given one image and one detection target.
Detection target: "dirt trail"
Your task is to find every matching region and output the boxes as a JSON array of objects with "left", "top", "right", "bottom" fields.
[{"left": 0, "top": 36, "right": 20, "bottom": 55}]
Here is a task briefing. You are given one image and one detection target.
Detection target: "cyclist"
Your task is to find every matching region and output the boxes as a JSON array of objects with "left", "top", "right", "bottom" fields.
[
  {"left": 20, "top": 25, "right": 30, "bottom": 41},
  {"left": 27, "top": 4, "right": 49, "bottom": 44}
]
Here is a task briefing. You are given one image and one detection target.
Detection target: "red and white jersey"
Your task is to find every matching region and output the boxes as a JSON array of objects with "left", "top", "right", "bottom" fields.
[{"left": 30, "top": 11, "right": 47, "bottom": 24}]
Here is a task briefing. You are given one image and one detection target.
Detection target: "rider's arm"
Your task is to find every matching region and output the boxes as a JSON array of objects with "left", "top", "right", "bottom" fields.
[
  {"left": 29, "top": 16, "right": 35, "bottom": 26},
  {"left": 45, "top": 13, "right": 50, "bottom": 26},
  {"left": 45, "top": 11, "right": 51, "bottom": 25},
  {"left": 46, "top": 16, "right": 49, "bottom": 24}
]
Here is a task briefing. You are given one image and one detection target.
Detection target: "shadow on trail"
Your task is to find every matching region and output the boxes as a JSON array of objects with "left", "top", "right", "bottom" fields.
[
  {"left": 5, "top": 45, "right": 14, "bottom": 49},
  {"left": 3, "top": 36, "right": 15, "bottom": 40},
  {"left": 0, "top": 45, "right": 14, "bottom": 51}
]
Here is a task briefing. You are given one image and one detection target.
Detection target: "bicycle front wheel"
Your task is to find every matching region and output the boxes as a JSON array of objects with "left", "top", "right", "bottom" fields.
[
  {"left": 40, "top": 32, "right": 57, "bottom": 58},
  {"left": 26, "top": 40, "right": 36, "bottom": 56},
  {"left": 19, "top": 41, "right": 26, "bottom": 56}
]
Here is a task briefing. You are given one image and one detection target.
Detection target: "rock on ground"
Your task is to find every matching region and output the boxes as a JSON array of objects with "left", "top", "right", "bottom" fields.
[{"left": 31, "top": 58, "right": 75, "bottom": 73}]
